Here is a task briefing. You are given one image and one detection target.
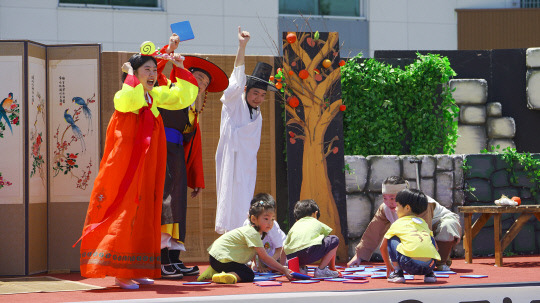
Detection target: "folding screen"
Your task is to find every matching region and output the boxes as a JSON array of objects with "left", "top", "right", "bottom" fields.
[{"left": 47, "top": 45, "right": 100, "bottom": 272}]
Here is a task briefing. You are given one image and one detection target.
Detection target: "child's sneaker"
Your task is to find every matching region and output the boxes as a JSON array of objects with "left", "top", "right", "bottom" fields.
[
  {"left": 212, "top": 272, "right": 237, "bottom": 284},
  {"left": 435, "top": 264, "right": 451, "bottom": 271},
  {"left": 314, "top": 266, "right": 340, "bottom": 278},
  {"left": 424, "top": 272, "right": 437, "bottom": 283},
  {"left": 387, "top": 269, "right": 405, "bottom": 283},
  {"left": 299, "top": 266, "right": 308, "bottom": 275},
  {"left": 197, "top": 266, "right": 218, "bottom": 282}
]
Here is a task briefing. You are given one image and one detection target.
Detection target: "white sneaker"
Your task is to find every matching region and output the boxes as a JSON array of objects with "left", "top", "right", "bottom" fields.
[
  {"left": 314, "top": 266, "right": 340, "bottom": 278},
  {"left": 133, "top": 278, "right": 154, "bottom": 285},
  {"left": 299, "top": 266, "right": 308, "bottom": 275},
  {"left": 115, "top": 278, "right": 139, "bottom": 290}
]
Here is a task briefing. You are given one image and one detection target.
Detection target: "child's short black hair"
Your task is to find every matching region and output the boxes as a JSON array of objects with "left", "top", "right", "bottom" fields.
[
  {"left": 383, "top": 176, "right": 407, "bottom": 185},
  {"left": 293, "top": 199, "right": 320, "bottom": 221},
  {"left": 395, "top": 188, "right": 428, "bottom": 215},
  {"left": 250, "top": 193, "right": 276, "bottom": 208},
  {"left": 249, "top": 193, "right": 276, "bottom": 237}
]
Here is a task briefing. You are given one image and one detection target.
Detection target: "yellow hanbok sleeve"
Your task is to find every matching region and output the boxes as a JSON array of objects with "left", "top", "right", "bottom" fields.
[
  {"left": 154, "top": 67, "right": 198, "bottom": 110},
  {"left": 113, "top": 74, "right": 147, "bottom": 113}
]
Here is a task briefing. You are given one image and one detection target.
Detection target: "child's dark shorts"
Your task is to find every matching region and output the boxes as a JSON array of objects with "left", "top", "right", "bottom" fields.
[{"left": 286, "top": 235, "right": 339, "bottom": 266}]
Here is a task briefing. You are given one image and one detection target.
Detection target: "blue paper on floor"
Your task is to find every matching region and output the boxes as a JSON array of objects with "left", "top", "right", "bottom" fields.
[
  {"left": 460, "top": 274, "right": 488, "bottom": 278},
  {"left": 253, "top": 277, "right": 275, "bottom": 281},
  {"left": 326, "top": 278, "right": 351, "bottom": 282},
  {"left": 404, "top": 275, "right": 414, "bottom": 280},
  {"left": 434, "top": 270, "right": 456, "bottom": 274},
  {"left": 434, "top": 274, "right": 450, "bottom": 278},
  {"left": 370, "top": 274, "right": 387, "bottom": 279},
  {"left": 254, "top": 281, "right": 282, "bottom": 287},
  {"left": 255, "top": 272, "right": 278, "bottom": 276},
  {"left": 343, "top": 279, "right": 369, "bottom": 284},
  {"left": 291, "top": 272, "right": 312, "bottom": 280},
  {"left": 344, "top": 267, "right": 365, "bottom": 272},
  {"left": 183, "top": 282, "right": 210, "bottom": 285},
  {"left": 343, "top": 274, "right": 368, "bottom": 280},
  {"left": 291, "top": 280, "right": 320, "bottom": 284},
  {"left": 351, "top": 273, "right": 373, "bottom": 277},
  {"left": 365, "top": 268, "right": 384, "bottom": 272}
]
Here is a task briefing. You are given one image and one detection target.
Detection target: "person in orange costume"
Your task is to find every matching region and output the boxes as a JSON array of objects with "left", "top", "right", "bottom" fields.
[
  {"left": 78, "top": 47, "right": 198, "bottom": 290},
  {"left": 155, "top": 34, "right": 229, "bottom": 278}
]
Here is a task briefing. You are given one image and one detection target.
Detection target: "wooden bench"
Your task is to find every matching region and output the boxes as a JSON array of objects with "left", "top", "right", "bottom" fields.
[{"left": 458, "top": 205, "right": 540, "bottom": 266}]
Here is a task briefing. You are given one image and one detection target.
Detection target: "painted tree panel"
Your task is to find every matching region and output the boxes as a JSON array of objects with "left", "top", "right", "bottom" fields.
[{"left": 282, "top": 31, "right": 348, "bottom": 259}]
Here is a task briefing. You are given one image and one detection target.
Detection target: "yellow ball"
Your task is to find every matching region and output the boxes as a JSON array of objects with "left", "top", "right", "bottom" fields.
[{"left": 140, "top": 41, "right": 156, "bottom": 55}]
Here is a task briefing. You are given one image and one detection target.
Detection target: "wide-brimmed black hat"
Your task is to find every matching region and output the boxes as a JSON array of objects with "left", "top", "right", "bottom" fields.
[{"left": 246, "top": 62, "right": 278, "bottom": 92}]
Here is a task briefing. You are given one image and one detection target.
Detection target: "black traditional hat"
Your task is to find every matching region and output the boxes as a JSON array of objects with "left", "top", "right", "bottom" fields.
[{"left": 246, "top": 62, "right": 278, "bottom": 92}]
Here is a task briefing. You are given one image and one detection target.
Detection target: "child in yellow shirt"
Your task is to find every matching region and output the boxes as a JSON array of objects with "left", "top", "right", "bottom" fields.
[{"left": 381, "top": 188, "right": 441, "bottom": 283}]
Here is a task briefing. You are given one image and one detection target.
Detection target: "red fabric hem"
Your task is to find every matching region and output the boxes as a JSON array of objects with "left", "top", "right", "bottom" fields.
[{"left": 124, "top": 74, "right": 140, "bottom": 87}]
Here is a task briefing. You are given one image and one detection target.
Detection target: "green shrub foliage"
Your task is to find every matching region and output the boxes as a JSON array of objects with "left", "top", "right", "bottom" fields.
[{"left": 341, "top": 53, "right": 459, "bottom": 156}]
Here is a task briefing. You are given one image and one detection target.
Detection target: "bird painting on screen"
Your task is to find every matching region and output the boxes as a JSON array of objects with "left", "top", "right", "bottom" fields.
[
  {"left": 72, "top": 96, "right": 92, "bottom": 132},
  {"left": 0, "top": 92, "right": 14, "bottom": 134},
  {"left": 64, "top": 108, "right": 86, "bottom": 152}
]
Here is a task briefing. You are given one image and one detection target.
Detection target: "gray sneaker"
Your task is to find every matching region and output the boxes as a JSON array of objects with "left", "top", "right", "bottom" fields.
[
  {"left": 314, "top": 266, "right": 340, "bottom": 278},
  {"left": 299, "top": 266, "right": 308, "bottom": 275},
  {"left": 424, "top": 272, "right": 437, "bottom": 283},
  {"left": 387, "top": 270, "right": 405, "bottom": 283},
  {"left": 437, "top": 264, "right": 451, "bottom": 271}
]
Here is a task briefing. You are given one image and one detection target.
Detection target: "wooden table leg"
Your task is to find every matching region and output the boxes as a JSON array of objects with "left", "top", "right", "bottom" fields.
[
  {"left": 494, "top": 213, "right": 502, "bottom": 267},
  {"left": 501, "top": 214, "right": 532, "bottom": 251},
  {"left": 463, "top": 213, "right": 473, "bottom": 264}
]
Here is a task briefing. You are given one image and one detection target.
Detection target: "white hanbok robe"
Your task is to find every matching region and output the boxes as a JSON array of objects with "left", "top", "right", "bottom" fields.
[{"left": 215, "top": 65, "right": 262, "bottom": 234}]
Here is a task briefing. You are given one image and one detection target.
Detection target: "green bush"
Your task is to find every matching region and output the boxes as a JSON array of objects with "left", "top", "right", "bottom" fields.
[{"left": 341, "top": 53, "right": 459, "bottom": 156}]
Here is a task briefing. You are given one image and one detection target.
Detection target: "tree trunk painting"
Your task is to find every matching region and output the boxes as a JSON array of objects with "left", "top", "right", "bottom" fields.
[{"left": 280, "top": 32, "right": 348, "bottom": 260}]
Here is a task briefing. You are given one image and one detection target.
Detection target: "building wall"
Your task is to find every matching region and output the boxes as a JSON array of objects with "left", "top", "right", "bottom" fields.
[
  {"left": 0, "top": 0, "right": 278, "bottom": 55},
  {"left": 366, "top": 0, "right": 515, "bottom": 57},
  {"left": 278, "top": 16, "right": 368, "bottom": 58},
  {"left": 1, "top": 0, "right": 524, "bottom": 59},
  {"left": 457, "top": 8, "right": 540, "bottom": 50}
]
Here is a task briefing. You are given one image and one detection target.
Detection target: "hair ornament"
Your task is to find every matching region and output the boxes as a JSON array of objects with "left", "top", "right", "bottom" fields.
[
  {"left": 139, "top": 41, "right": 183, "bottom": 61},
  {"left": 140, "top": 41, "right": 156, "bottom": 56}
]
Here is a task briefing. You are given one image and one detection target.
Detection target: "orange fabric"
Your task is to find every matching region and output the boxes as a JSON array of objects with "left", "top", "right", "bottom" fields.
[
  {"left": 184, "top": 114, "right": 205, "bottom": 189},
  {"left": 80, "top": 110, "right": 167, "bottom": 279}
]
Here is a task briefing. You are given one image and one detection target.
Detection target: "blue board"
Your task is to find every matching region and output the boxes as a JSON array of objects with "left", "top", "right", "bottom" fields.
[
  {"left": 253, "top": 276, "right": 275, "bottom": 281},
  {"left": 291, "top": 272, "right": 312, "bottom": 280},
  {"left": 291, "top": 280, "right": 320, "bottom": 284},
  {"left": 460, "top": 274, "right": 488, "bottom": 278},
  {"left": 170, "top": 21, "right": 195, "bottom": 41},
  {"left": 183, "top": 281, "right": 210, "bottom": 285},
  {"left": 326, "top": 278, "right": 351, "bottom": 282}
]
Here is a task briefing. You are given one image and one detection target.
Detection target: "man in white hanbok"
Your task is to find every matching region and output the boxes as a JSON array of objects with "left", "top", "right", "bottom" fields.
[{"left": 215, "top": 26, "right": 276, "bottom": 234}]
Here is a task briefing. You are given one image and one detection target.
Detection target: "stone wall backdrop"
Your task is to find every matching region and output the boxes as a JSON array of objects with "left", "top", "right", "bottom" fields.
[
  {"left": 451, "top": 79, "right": 517, "bottom": 154},
  {"left": 345, "top": 154, "right": 540, "bottom": 260},
  {"left": 463, "top": 154, "right": 540, "bottom": 256},
  {"left": 345, "top": 155, "right": 465, "bottom": 260}
]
